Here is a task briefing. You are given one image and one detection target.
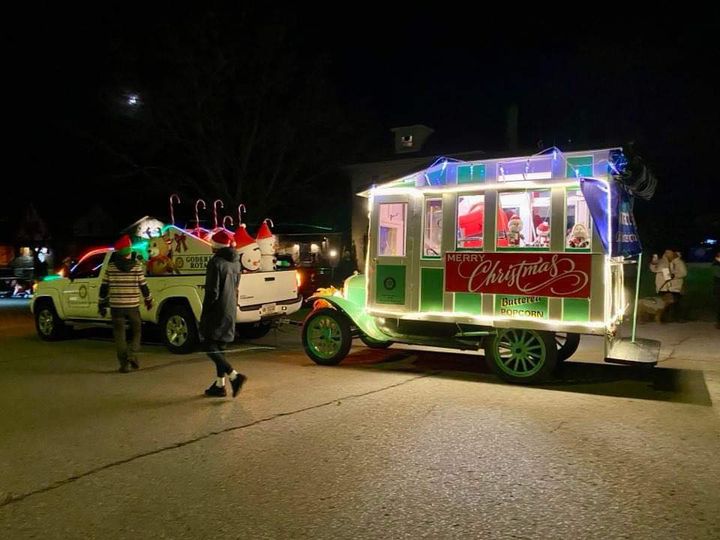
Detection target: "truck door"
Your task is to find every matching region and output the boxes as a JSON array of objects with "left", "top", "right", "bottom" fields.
[{"left": 63, "top": 251, "right": 107, "bottom": 318}]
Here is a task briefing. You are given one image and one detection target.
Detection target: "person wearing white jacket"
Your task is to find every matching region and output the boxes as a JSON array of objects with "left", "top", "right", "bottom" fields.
[{"left": 649, "top": 249, "right": 688, "bottom": 322}]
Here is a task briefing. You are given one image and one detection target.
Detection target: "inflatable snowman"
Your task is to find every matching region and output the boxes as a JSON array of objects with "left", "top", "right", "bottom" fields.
[
  {"left": 234, "top": 225, "right": 261, "bottom": 272},
  {"left": 256, "top": 219, "right": 277, "bottom": 272}
]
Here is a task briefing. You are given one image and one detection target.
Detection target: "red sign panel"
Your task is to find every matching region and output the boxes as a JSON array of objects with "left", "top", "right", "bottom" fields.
[{"left": 445, "top": 252, "right": 592, "bottom": 298}]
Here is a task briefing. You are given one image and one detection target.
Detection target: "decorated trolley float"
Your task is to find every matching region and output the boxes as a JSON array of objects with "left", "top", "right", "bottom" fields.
[{"left": 302, "top": 147, "right": 659, "bottom": 383}]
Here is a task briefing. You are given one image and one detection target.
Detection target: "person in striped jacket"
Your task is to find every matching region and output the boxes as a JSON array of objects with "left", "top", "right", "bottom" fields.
[{"left": 98, "top": 235, "right": 153, "bottom": 372}]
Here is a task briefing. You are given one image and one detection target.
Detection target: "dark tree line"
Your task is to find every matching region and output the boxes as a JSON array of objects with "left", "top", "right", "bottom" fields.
[{"left": 88, "top": 7, "right": 373, "bottom": 227}]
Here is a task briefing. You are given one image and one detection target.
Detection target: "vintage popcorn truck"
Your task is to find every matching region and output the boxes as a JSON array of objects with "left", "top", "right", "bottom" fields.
[{"left": 302, "top": 147, "right": 658, "bottom": 383}]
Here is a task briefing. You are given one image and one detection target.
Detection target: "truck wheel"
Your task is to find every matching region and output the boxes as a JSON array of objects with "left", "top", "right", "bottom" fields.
[
  {"left": 554, "top": 332, "right": 581, "bottom": 361},
  {"left": 359, "top": 334, "right": 392, "bottom": 349},
  {"left": 236, "top": 322, "right": 272, "bottom": 339},
  {"left": 302, "top": 308, "right": 352, "bottom": 365},
  {"left": 160, "top": 304, "right": 199, "bottom": 354},
  {"left": 34, "top": 300, "right": 68, "bottom": 341},
  {"left": 485, "top": 328, "right": 557, "bottom": 384}
]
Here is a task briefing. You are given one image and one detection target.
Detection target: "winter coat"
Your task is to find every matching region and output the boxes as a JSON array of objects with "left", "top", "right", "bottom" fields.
[
  {"left": 649, "top": 256, "right": 687, "bottom": 294},
  {"left": 199, "top": 247, "right": 241, "bottom": 342}
]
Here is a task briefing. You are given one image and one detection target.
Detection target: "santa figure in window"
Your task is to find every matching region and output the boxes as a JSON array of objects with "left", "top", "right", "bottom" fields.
[
  {"left": 535, "top": 221, "right": 550, "bottom": 248},
  {"left": 234, "top": 225, "right": 261, "bottom": 272},
  {"left": 255, "top": 219, "right": 277, "bottom": 272},
  {"left": 507, "top": 215, "right": 524, "bottom": 247},
  {"left": 567, "top": 223, "right": 590, "bottom": 248}
]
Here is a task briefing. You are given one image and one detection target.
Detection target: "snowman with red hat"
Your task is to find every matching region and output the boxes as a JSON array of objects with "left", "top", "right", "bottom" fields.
[
  {"left": 535, "top": 221, "right": 550, "bottom": 247},
  {"left": 234, "top": 225, "right": 261, "bottom": 272},
  {"left": 256, "top": 219, "right": 277, "bottom": 272}
]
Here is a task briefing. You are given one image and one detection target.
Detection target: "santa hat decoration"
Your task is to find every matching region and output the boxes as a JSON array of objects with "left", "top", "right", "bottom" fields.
[
  {"left": 537, "top": 222, "right": 549, "bottom": 234},
  {"left": 256, "top": 219, "right": 273, "bottom": 241},
  {"left": 233, "top": 224, "right": 256, "bottom": 250},
  {"left": 114, "top": 235, "right": 133, "bottom": 255},
  {"left": 210, "top": 229, "right": 235, "bottom": 249}
]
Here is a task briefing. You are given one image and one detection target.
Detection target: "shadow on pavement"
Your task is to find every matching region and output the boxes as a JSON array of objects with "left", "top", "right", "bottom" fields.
[{"left": 335, "top": 348, "right": 712, "bottom": 406}]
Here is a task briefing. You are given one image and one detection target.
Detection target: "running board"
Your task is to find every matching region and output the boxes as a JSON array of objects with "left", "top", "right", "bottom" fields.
[{"left": 605, "top": 337, "right": 660, "bottom": 366}]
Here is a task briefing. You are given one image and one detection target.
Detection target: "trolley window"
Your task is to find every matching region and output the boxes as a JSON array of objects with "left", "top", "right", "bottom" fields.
[
  {"left": 566, "top": 188, "right": 592, "bottom": 250},
  {"left": 423, "top": 198, "right": 443, "bottom": 258},
  {"left": 378, "top": 203, "right": 407, "bottom": 257},
  {"left": 497, "top": 190, "right": 551, "bottom": 249},
  {"left": 457, "top": 194, "right": 485, "bottom": 249}
]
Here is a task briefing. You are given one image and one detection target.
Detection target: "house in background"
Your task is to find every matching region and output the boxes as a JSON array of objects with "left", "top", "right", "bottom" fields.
[{"left": 343, "top": 124, "right": 487, "bottom": 261}]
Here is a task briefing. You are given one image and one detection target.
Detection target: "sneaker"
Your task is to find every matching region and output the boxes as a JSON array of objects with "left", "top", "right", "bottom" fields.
[
  {"left": 118, "top": 364, "right": 130, "bottom": 373},
  {"left": 230, "top": 374, "right": 247, "bottom": 398},
  {"left": 129, "top": 358, "right": 140, "bottom": 370},
  {"left": 204, "top": 383, "right": 227, "bottom": 397}
]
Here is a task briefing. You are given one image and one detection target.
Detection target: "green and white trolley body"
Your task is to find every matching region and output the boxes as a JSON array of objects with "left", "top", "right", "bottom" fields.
[{"left": 302, "top": 147, "right": 658, "bottom": 383}]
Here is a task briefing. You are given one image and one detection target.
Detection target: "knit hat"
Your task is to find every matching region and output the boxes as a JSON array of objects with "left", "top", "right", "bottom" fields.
[
  {"left": 114, "top": 235, "right": 132, "bottom": 255},
  {"left": 210, "top": 229, "right": 235, "bottom": 249},
  {"left": 234, "top": 225, "right": 256, "bottom": 250}
]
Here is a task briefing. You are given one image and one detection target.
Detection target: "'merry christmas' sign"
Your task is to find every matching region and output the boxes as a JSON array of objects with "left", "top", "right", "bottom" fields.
[{"left": 445, "top": 252, "right": 592, "bottom": 298}]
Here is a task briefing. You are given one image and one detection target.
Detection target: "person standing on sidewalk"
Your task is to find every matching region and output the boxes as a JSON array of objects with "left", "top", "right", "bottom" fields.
[
  {"left": 199, "top": 229, "right": 247, "bottom": 398},
  {"left": 713, "top": 250, "right": 720, "bottom": 329},
  {"left": 649, "top": 248, "right": 688, "bottom": 322},
  {"left": 98, "top": 235, "right": 153, "bottom": 373}
]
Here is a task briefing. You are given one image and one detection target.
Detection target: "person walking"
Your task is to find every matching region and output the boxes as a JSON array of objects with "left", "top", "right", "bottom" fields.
[
  {"left": 649, "top": 248, "right": 688, "bottom": 322},
  {"left": 98, "top": 235, "right": 153, "bottom": 372},
  {"left": 199, "top": 229, "right": 247, "bottom": 398}
]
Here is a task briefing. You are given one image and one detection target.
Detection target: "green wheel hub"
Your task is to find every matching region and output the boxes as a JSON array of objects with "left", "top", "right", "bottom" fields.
[
  {"left": 306, "top": 315, "right": 343, "bottom": 359},
  {"left": 494, "top": 328, "right": 547, "bottom": 378}
]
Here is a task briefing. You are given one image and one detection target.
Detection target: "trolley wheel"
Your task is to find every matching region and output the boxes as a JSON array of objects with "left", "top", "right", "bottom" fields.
[
  {"left": 485, "top": 328, "right": 557, "bottom": 384},
  {"left": 554, "top": 332, "right": 581, "bottom": 361},
  {"left": 302, "top": 308, "right": 352, "bottom": 365}
]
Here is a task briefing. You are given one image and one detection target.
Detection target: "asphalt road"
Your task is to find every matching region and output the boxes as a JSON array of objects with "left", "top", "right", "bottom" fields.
[{"left": 1, "top": 299, "right": 719, "bottom": 539}]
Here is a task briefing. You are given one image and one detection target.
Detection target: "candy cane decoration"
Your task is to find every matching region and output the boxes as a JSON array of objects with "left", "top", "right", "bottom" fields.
[
  {"left": 223, "top": 216, "right": 234, "bottom": 229},
  {"left": 264, "top": 218, "right": 274, "bottom": 227},
  {"left": 169, "top": 194, "right": 181, "bottom": 225},
  {"left": 238, "top": 204, "right": 246, "bottom": 226},
  {"left": 194, "top": 199, "right": 206, "bottom": 230},
  {"left": 213, "top": 199, "right": 224, "bottom": 230}
]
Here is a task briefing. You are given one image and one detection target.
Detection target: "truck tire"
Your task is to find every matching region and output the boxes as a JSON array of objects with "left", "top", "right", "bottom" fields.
[
  {"left": 554, "top": 332, "right": 581, "bottom": 361},
  {"left": 302, "top": 308, "right": 352, "bottom": 365},
  {"left": 34, "top": 299, "right": 68, "bottom": 341},
  {"left": 485, "top": 328, "right": 557, "bottom": 384},
  {"left": 236, "top": 322, "right": 272, "bottom": 339},
  {"left": 160, "top": 303, "right": 199, "bottom": 354}
]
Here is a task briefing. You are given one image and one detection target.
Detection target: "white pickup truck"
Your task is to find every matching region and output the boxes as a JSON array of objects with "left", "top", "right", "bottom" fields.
[{"left": 31, "top": 229, "right": 302, "bottom": 353}]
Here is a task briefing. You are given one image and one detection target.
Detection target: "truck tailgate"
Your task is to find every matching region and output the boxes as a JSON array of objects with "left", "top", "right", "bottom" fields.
[{"left": 237, "top": 270, "right": 298, "bottom": 308}]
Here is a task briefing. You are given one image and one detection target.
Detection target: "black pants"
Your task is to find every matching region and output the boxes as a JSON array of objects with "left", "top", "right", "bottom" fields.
[
  {"left": 111, "top": 307, "right": 142, "bottom": 366},
  {"left": 207, "top": 340, "right": 234, "bottom": 377}
]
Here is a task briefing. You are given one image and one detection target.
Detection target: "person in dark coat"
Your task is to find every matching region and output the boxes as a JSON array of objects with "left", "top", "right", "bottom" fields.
[{"left": 199, "top": 229, "right": 247, "bottom": 397}]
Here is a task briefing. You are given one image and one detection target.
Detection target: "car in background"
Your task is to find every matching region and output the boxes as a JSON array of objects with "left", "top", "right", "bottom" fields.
[{"left": 276, "top": 254, "right": 334, "bottom": 303}]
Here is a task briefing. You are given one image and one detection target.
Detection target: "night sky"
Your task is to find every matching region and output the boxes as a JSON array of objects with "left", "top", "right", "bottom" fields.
[{"left": 6, "top": 6, "right": 719, "bottom": 250}]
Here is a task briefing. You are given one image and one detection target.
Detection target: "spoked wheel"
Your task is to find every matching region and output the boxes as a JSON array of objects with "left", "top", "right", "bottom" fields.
[
  {"left": 302, "top": 308, "right": 352, "bottom": 365},
  {"left": 485, "top": 328, "right": 557, "bottom": 384},
  {"left": 554, "top": 332, "right": 581, "bottom": 361}
]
